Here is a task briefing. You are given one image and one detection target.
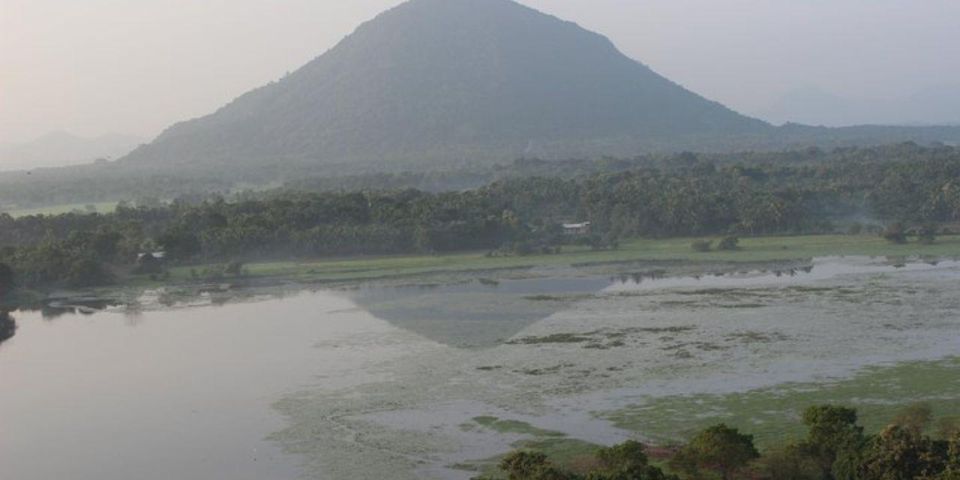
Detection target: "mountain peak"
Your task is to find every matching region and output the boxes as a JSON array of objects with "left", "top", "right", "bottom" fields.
[{"left": 124, "top": 0, "right": 767, "bottom": 171}]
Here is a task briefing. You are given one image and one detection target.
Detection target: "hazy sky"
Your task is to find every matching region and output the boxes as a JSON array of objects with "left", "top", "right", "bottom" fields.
[{"left": 2, "top": 0, "right": 959, "bottom": 144}]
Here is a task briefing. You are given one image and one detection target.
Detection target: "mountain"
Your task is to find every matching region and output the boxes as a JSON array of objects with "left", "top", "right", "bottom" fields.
[
  {"left": 0, "top": 132, "right": 144, "bottom": 172},
  {"left": 123, "top": 0, "right": 769, "bottom": 171}
]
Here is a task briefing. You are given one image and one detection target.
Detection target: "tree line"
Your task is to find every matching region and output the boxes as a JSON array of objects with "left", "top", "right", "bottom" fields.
[
  {"left": 1, "top": 142, "right": 956, "bottom": 210},
  {"left": 2, "top": 144, "right": 960, "bottom": 292}
]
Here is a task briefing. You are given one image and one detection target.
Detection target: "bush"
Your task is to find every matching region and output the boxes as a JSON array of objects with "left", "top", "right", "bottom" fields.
[
  {"left": 0, "top": 311, "right": 16, "bottom": 345},
  {"left": 133, "top": 253, "right": 163, "bottom": 275},
  {"left": 65, "top": 257, "right": 113, "bottom": 287},
  {"left": 691, "top": 240, "right": 713, "bottom": 252},
  {"left": 499, "top": 451, "right": 572, "bottom": 480},
  {"left": 224, "top": 261, "right": 245, "bottom": 276},
  {"left": 513, "top": 242, "right": 536, "bottom": 256},
  {"left": 882, "top": 223, "right": 908, "bottom": 244},
  {"left": 761, "top": 445, "right": 820, "bottom": 480},
  {"left": 717, "top": 236, "right": 740, "bottom": 251},
  {"left": 918, "top": 224, "right": 937, "bottom": 245}
]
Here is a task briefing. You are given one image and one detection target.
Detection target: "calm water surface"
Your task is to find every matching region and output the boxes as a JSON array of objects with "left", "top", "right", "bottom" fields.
[
  {"left": 2, "top": 257, "right": 959, "bottom": 479},
  {"left": 0, "top": 293, "right": 371, "bottom": 480}
]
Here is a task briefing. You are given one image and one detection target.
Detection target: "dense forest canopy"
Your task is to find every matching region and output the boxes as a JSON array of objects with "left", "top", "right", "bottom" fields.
[
  {"left": 1, "top": 143, "right": 959, "bottom": 292},
  {"left": 2, "top": 142, "right": 959, "bottom": 210}
]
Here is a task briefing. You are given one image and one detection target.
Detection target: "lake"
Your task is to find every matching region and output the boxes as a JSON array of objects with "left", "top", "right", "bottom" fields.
[{"left": 2, "top": 256, "right": 959, "bottom": 479}]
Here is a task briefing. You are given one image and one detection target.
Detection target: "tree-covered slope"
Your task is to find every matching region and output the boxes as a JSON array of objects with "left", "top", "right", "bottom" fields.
[{"left": 123, "top": 0, "right": 769, "bottom": 169}]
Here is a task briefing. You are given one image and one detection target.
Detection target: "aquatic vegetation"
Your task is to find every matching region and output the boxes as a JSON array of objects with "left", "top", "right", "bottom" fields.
[
  {"left": 453, "top": 420, "right": 604, "bottom": 478},
  {"left": 726, "top": 331, "right": 790, "bottom": 344},
  {"left": 471, "top": 416, "right": 568, "bottom": 438},
  {"left": 524, "top": 294, "right": 567, "bottom": 301},
  {"left": 605, "top": 358, "right": 960, "bottom": 449},
  {"left": 508, "top": 333, "right": 594, "bottom": 345},
  {"left": 517, "top": 363, "right": 577, "bottom": 376},
  {"left": 716, "top": 303, "right": 766, "bottom": 309},
  {"left": 14, "top": 256, "right": 951, "bottom": 479}
]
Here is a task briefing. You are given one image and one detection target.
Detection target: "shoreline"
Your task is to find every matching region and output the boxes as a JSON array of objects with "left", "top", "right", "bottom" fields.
[{"left": 5, "top": 234, "right": 960, "bottom": 312}]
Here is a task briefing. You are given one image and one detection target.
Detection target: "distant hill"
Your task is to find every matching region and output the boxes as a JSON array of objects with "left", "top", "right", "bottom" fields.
[
  {"left": 0, "top": 132, "right": 143, "bottom": 172},
  {"left": 122, "top": 0, "right": 769, "bottom": 171}
]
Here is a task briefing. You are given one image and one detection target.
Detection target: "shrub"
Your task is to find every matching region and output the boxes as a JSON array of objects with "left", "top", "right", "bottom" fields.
[
  {"left": 691, "top": 240, "right": 712, "bottom": 252},
  {"left": 918, "top": 224, "right": 937, "bottom": 245},
  {"left": 65, "top": 257, "right": 113, "bottom": 287},
  {"left": 760, "top": 444, "right": 820, "bottom": 480},
  {"left": 499, "top": 451, "right": 572, "bottom": 480},
  {"left": 224, "top": 261, "right": 245, "bottom": 276},
  {"left": 513, "top": 242, "right": 536, "bottom": 256},
  {"left": 0, "top": 311, "right": 16, "bottom": 345},
  {"left": 717, "top": 236, "right": 740, "bottom": 251},
  {"left": 882, "top": 223, "right": 908, "bottom": 244},
  {"left": 133, "top": 253, "right": 163, "bottom": 275}
]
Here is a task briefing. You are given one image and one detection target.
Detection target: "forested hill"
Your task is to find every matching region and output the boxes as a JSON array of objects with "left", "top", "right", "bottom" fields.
[{"left": 120, "top": 0, "right": 768, "bottom": 170}]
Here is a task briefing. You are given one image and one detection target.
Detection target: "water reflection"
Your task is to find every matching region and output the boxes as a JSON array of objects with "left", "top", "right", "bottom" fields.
[
  {"left": 350, "top": 277, "right": 611, "bottom": 348},
  {"left": 42, "top": 297, "right": 118, "bottom": 319},
  {"left": 4, "top": 256, "right": 960, "bottom": 479},
  {"left": 611, "top": 270, "right": 666, "bottom": 284},
  {"left": 0, "top": 293, "right": 334, "bottom": 480},
  {"left": 6, "top": 256, "right": 957, "bottom": 352},
  {"left": 298, "top": 257, "right": 960, "bottom": 349},
  {"left": 605, "top": 257, "right": 960, "bottom": 293}
]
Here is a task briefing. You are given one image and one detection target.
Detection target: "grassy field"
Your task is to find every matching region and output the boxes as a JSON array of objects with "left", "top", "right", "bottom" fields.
[
  {"left": 165, "top": 234, "right": 960, "bottom": 285},
  {"left": 4, "top": 201, "right": 118, "bottom": 218}
]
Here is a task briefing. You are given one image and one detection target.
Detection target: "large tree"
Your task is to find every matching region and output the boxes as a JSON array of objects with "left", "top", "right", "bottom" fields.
[
  {"left": 799, "top": 405, "right": 865, "bottom": 479},
  {"left": 670, "top": 424, "right": 759, "bottom": 480},
  {"left": 856, "top": 424, "right": 946, "bottom": 480},
  {"left": 499, "top": 451, "right": 572, "bottom": 480},
  {"left": 587, "top": 441, "right": 677, "bottom": 480}
]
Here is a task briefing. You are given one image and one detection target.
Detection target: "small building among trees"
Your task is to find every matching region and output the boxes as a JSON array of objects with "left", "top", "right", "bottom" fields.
[
  {"left": 135, "top": 251, "right": 166, "bottom": 274},
  {"left": 562, "top": 222, "right": 592, "bottom": 236}
]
